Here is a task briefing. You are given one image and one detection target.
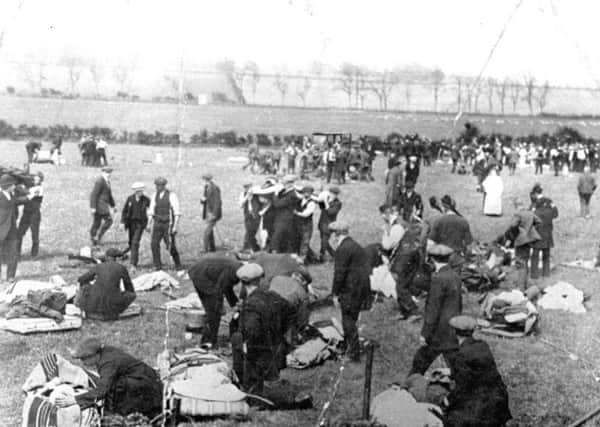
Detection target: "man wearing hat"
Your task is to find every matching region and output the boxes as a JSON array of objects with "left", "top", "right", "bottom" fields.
[
  {"left": 0, "top": 174, "right": 31, "bottom": 284},
  {"left": 409, "top": 241, "right": 462, "bottom": 376},
  {"left": 230, "top": 263, "right": 293, "bottom": 394},
  {"left": 385, "top": 158, "right": 403, "bottom": 206},
  {"left": 89, "top": 167, "right": 116, "bottom": 246},
  {"left": 188, "top": 256, "right": 243, "bottom": 348},
  {"left": 271, "top": 175, "right": 300, "bottom": 253},
  {"left": 56, "top": 337, "right": 162, "bottom": 418},
  {"left": 443, "top": 315, "right": 512, "bottom": 427},
  {"left": 120, "top": 182, "right": 150, "bottom": 268},
  {"left": 148, "top": 176, "right": 182, "bottom": 270},
  {"left": 294, "top": 185, "right": 317, "bottom": 263},
  {"left": 16, "top": 171, "right": 44, "bottom": 259},
  {"left": 239, "top": 183, "right": 261, "bottom": 252},
  {"left": 531, "top": 192, "right": 558, "bottom": 279},
  {"left": 76, "top": 248, "right": 136, "bottom": 320},
  {"left": 25, "top": 140, "right": 41, "bottom": 164},
  {"left": 329, "top": 220, "right": 371, "bottom": 362},
  {"left": 405, "top": 154, "right": 420, "bottom": 185},
  {"left": 200, "top": 173, "right": 222, "bottom": 252},
  {"left": 396, "top": 180, "right": 423, "bottom": 222},
  {"left": 316, "top": 185, "right": 342, "bottom": 262}
]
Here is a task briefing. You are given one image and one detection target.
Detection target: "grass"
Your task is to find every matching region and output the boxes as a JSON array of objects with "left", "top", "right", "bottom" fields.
[{"left": 2, "top": 138, "right": 600, "bottom": 426}]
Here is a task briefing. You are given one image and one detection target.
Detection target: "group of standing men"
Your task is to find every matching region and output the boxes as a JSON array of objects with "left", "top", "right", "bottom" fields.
[{"left": 89, "top": 167, "right": 222, "bottom": 271}]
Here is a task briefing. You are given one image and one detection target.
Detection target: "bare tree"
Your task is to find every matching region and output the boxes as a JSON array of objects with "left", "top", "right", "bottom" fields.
[
  {"left": 367, "top": 70, "right": 398, "bottom": 110},
  {"left": 273, "top": 73, "right": 289, "bottom": 105},
  {"left": 495, "top": 78, "right": 509, "bottom": 115},
  {"left": 296, "top": 76, "right": 312, "bottom": 107},
  {"left": 354, "top": 66, "right": 368, "bottom": 109},
  {"left": 234, "top": 67, "right": 246, "bottom": 100},
  {"left": 522, "top": 74, "right": 536, "bottom": 115},
  {"left": 430, "top": 68, "right": 445, "bottom": 112},
  {"left": 536, "top": 80, "right": 551, "bottom": 113},
  {"left": 404, "top": 81, "right": 412, "bottom": 110},
  {"left": 509, "top": 80, "right": 521, "bottom": 113},
  {"left": 485, "top": 77, "right": 496, "bottom": 113},
  {"left": 216, "top": 59, "right": 246, "bottom": 104},
  {"left": 455, "top": 77, "right": 463, "bottom": 112},
  {"left": 311, "top": 61, "right": 325, "bottom": 106},
  {"left": 88, "top": 61, "right": 105, "bottom": 98},
  {"left": 61, "top": 55, "right": 83, "bottom": 96},
  {"left": 244, "top": 61, "right": 260, "bottom": 104},
  {"left": 338, "top": 63, "right": 355, "bottom": 107}
]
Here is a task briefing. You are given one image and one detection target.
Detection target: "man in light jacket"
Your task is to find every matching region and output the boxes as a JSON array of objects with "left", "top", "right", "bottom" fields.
[{"left": 577, "top": 165, "right": 597, "bottom": 218}]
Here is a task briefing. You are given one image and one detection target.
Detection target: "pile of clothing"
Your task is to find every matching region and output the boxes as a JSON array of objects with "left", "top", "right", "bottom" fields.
[
  {"left": 133, "top": 270, "right": 180, "bottom": 292},
  {"left": 462, "top": 242, "right": 510, "bottom": 292},
  {"left": 22, "top": 353, "right": 101, "bottom": 427},
  {"left": 480, "top": 289, "right": 538, "bottom": 338}
]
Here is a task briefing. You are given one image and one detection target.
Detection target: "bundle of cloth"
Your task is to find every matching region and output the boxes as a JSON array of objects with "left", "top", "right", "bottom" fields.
[
  {"left": 132, "top": 270, "right": 180, "bottom": 292},
  {"left": 22, "top": 353, "right": 101, "bottom": 427},
  {"left": 62, "top": 246, "right": 129, "bottom": 268},
  {"left": 461, "top": 242, "right": 510, "bottom": 292},
  {"left": 480, "top": 288, "right": 539, "bottom": 337}
]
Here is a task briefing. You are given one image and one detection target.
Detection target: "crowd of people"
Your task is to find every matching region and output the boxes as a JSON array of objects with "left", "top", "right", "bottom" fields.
[{"left": 6, "top": 124, "right": 600, "bottom": 426}]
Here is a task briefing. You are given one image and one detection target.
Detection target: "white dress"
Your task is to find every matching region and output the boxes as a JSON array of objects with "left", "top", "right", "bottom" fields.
[{"left": 482, "top": 174, "right": 503, "bottom": 215}]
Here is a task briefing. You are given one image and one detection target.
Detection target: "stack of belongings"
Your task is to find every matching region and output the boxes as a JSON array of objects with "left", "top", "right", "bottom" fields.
[
  {"left": 163, "top": 349, "right": 249, "bottom": 419},
  {"left": 22, "top": 353, "right": 101, "bottom": 427},
  {"left": 370, "top": 371, "right": 450, "bottom": 427},
  {"left": 132, "top": 270, "right": 180, "bottom": 292},
  {"left": 461, "top": 242, "right": 510, "bottom": 292},
  {"left": 0, "top": 276, "right": 82, "bottom": 334},
  {"left": 285, "top": 301, "right": 344, "bottom": 370},
  {"left": 479, "top": 287, "right": 539, "bottom": 338}
]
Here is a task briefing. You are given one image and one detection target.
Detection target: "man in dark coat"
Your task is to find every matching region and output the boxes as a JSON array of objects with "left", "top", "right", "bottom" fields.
[
  {"left": 396, "top": 180, "right": 423, "bottom": 222},
  {"left": 0, "top": 174, "right": 30, "bottom": 283},
  {"left": 120, "top": 182, "right": 150, "bottom": 268},
  {"left": 405, "top": 155, "right": 420, "bottom": 185},
  {"left": 89, "top": 167, "right": 116, "bottom": 246},
  {"left": 188, "top": 256, "right": 242, "bottom": 347},
  {"left": 270, "top": 176, "right": 300, "bottom": 253},
  {"left": 317, "top": 186, "right": 342, "bottom": 262},
  {"left": 409, "top": 242, "right": 462, "bottom": 375},
  {"left": 201, "top": 174, "right": 222, "bottom": 252},
  {"left": 240, "top": 183, "right": 262, "bottom": 252},
  {"left": 443, "top": 316, "right": 512, "bottom": 427},
  {"left": 231, "top": 263, "right": 293, "bottom": 394},
  {"left": 57, "top": 337, "right": 162, "bottom": 418},
  {"left": 530, "top": 195, "right": 558, "bottom": 279},
  {"left": 17, "top": 172, "right": 44, "bottom": 258},
  {"left": 329, "top": 221, "right": 371, "bottom": 362},
  {"left": 25, "top": 141, "right": 41, "bottom": 164},
  {"left": 76, "top": 249, "right": 136, "bottom": 320}
]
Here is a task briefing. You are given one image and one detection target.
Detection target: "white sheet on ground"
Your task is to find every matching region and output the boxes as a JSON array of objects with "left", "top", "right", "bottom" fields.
[
  {"left": 164, "top": 293, "right": 204, "bottom": 311},
  {"left": 371, "top": 387, "right": 443, "bottom": 427},
  {"left": 538, "top": 281, "right": 586, "bottom": 314},
  {"left": 133, "top": 271, "right": 180, "bottom": 292}
]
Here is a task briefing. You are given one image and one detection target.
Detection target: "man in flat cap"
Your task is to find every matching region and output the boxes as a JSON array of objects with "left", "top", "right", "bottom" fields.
[
  {"left": 89, "top": 167, "right": 116, "bottom": 246},
  {"left": 188, "top": 256, "right": 243, "bottom": 348},
  {"left": 76, "top": 248, "right": 136, "bottom": 320},
  {"left": 148, "top": 177, "right": 182, "bottom": 271},
  {"left": 294, "top": 185, "right": 317, "bottom": 264},
  {"left": 0, "top": 174, "right": 32, "bottom": 284},
  {"left": 56, "top": 337, "right": 162, "bottom": 418},
  {"left": 443, "top": 316, "right": 512, "bottom": 427},
  {"left": 120, "top": 182, "right": 150, "bottom": 269},
  {"left": 271, "top": 175, "right": 300, "bottom": 253},
  {"left": 230, "top": 263, "right": 293, "bottom": 394},
  {"left": 329, "top": 220, "right": 371, "bottom": 362},
  {"left": 200, "top": 173, "right": 222, "bottom": 252},
  {"left": 316, "top": 185, "right": 342, "bottom": 262},
  {"left": 409, "top": 242, "right": 462, "bottom": 376}
]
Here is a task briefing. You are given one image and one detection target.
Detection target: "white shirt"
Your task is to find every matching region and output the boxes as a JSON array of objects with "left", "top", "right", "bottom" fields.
[
  {"left": 381, "top": 222, "right": 405, "bottom": 250},
  {"left": 1, "top": 190, "right": 11, "bottom": 201},
  {"left": 148, "top": 190, "right": 181, "bottom": 217},
  {"left": 96, "top": 139, "right": 108, "bottom": 149},
  {"left": 296, "top": 198, "right": 316, "bottom": 218}
]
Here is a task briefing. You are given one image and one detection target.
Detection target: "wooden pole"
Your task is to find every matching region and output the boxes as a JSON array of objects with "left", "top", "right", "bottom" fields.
[
  {"left": 362, "top": 340, "right": 377, "bottom": 420},
  {"left": 567, "top": 406, "right": 600, "bottom": 427}
]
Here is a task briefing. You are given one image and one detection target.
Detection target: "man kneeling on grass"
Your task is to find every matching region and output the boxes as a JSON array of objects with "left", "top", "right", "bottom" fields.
[
  {"left": 76, "top": 248, "right": 136, "bottom": 320},
  {"left": 55, "top": 337, "right": 163, "bottom": 420}
]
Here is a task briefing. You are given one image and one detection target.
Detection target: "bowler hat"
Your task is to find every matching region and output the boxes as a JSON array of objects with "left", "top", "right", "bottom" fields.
[
  {"left": 328, "top": 186, "right": 340, "bottom": 195},
  {"left": 154, "top": 176, "right": 168, "bottom": 185},
  {"left": 72, "top": 337, "right": 103, "bottom": 359}
]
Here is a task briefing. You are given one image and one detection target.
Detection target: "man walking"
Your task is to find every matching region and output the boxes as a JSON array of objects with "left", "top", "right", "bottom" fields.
[
  {"left": 89, "top": 167, "right": 116, "bottom": 246},
  {"left": 200, "top": 174, "right": 222, "bottom": 252},
  {"left": 17, "top": 172, "right": 44, "bottom": 258},
  {"left": 329, "top": 221, "right": 371, "bottom": 362},
  {"left": 120, "top": 182, "right": 150, "bottom": 269},
  {"left": 148, "top": 177, "right": 182, "bottom": 271},
  {"left": 577, "top": 165, "right": 596, "bottom": 218}
]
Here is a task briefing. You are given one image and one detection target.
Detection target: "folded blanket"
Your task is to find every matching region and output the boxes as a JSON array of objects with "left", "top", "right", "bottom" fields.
[
  {"left": 287, "top": 338, "right": 333, "bottom": 369},
  {"left": 164, "top": 293, "right": 204, "bottom": 311},
  {"left": 133, "top": 271, "right": 180, "bottom": 292}
]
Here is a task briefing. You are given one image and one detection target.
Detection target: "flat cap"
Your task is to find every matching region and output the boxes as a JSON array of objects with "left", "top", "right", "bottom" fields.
[
  {"left": 329, "top": 220, "right": 349, "bottom": 233},
  {"left": 328, "top": 186, "right": 340, "bottom": 195},
  {"left": 101, "top": 167, "right": 113, "bottom": 173},
  {"left": 154, "top": 176, "right": 168, "bottom": 185},
  {"left": 105, "top": 248, "right": 121, "bottom": 258},
  {"left": 236, "top": 263, "right": 264, "bottom": 282},
  {"left": 449, "top": 315, "right": 477, "bottom": 332},
  {"left": 131, "top": 182, "right": 145, "bottom": 190},
  {"left": 282, "top": 174, "right": 297, "bottom": 184},
  {"left": 0, "top": 174, "right": 16, "bottom": 189},
  {"left": 202, "top": 173, "right": 213, "bottom": 180},
  {"left": 427, "top": 241, "right": 454, "bottom": 256},
  {"left": 72, "top": 337, "right": 103, "bottom": 358},
  {"left": 302, "top": 185, "right": 314, "bottom": 194}
]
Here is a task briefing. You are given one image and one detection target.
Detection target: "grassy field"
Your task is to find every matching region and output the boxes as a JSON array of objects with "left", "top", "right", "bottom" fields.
[
  {"left": 2, "top": 139, "right": 600, "bottom": 426},
  {"left": 4, "top": 95, "right": 600, "bottom": 139}
]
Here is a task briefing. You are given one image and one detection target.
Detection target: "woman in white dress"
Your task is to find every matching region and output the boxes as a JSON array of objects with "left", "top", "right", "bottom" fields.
[{"left": 482, "top": 167, "right": 503, "bottom": 216}]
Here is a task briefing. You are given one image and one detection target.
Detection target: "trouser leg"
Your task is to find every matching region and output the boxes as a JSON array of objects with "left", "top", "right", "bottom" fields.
[
  {"left": 3, "top": 229, "right": 19, "bottom": 281},
  {"left": 90, "top": 214, "right": 102, "bottom": 240},
  {"left": 129, "top": 223, "right": 144, "bottom": 266},
  {"left": 530, "top": 248, "right": 540, "bottom": 279},
  {"left": 542, "top": 248, "right": 551, "bottom": 277},
  {"left": 16, "top": 213, "right": 32, "bottom": 257},
  {"left": 515, "top": 244, "right": 530, "bottom": 290},
  {"left": 169, "top": 233, "right": 182, "bottom": 269},
  {"left": 409, "top": 345, "right": 441, "bottom": 375},
  {"left": 341, "top": 302, "right": 360, "bottom": 360},
  {"left": 151, "top": 222, "right": 167, "bottom": 269},
  {"left": 320, "top": 230, "right": 334, "bottom": 257},
  {"left": 97, "top": 214, "right": 113, "bottom": 241},
  {"left": 204, "top": 219, "right": 216, "bottom": 252},
  {"left": 29, "top": 211, "right": 40, "bottom": 257},
  {"left": 198, "top": 291, "right": 222, "bottom": 347},
  {"left": 299, "top": 224, "right": 313, "bottom": 261}
]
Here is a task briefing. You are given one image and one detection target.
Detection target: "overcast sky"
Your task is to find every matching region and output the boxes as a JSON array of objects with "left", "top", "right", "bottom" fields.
[{"left": 1, "top": 0, "right": 599, "bottom": 86}]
